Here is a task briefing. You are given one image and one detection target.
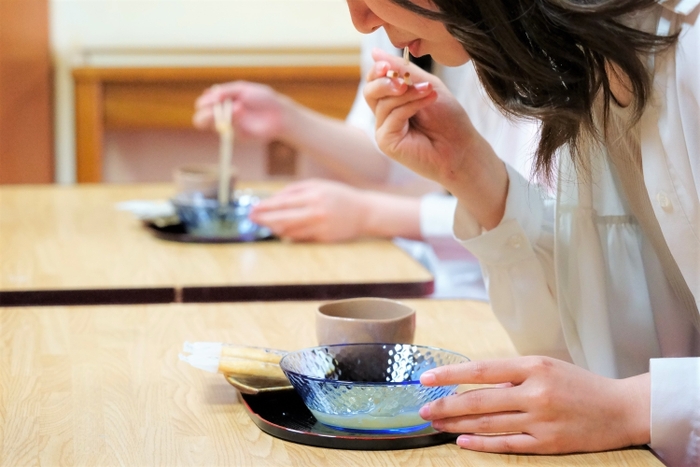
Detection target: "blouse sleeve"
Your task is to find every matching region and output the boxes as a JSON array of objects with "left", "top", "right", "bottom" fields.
[
  {"left": 650, "top": 358, "right": 700, "bottom": 467},
  {"left": 453, "top": 164, "right": 570, "bottom": 360},
  {"left": 420, "top": 193, "right": 458, "bottom": 238},
  {"left": 649, "top": 3, "right": 700, "bottom": 465}
]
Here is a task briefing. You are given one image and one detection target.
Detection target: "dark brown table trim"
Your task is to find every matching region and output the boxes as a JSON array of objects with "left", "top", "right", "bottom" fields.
[
  {"left": 0, "top": 280, "right": 434, "bottom": 307},
  {"left": 181, "top": 281, "right": 435, "bottom": 303},
  {"left": 0, "top": 288, "right": 175, "bottom": 307}
]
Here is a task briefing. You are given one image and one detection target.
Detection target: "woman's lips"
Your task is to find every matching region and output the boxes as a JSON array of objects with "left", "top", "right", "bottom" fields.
[
  {"left": 407, "top": 40, "right": 421, "bottom": 57},
  {"left": 392, "top": 38, "right": 421, "bottom": 58}
]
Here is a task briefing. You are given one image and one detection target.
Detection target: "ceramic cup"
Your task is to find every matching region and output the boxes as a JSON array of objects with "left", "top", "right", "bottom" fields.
[
  {"left": 316, "top": 297, "right": 416, "bottom": 345},
  {"left": 173, "top": 164, "right": 237, "bottom": 199}
]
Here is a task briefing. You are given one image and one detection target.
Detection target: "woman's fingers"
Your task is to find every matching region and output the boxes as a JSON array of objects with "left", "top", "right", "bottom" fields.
[
  {"left": 363, "top": 67, "right": 408, "bottom": 113},
  {"left": 364, "top": 50, "right": 432, "bottom": 112},
  {"left": 251, "top": 187, "right": 314, "bottom": 213},
  {"left": 275, "top": 223, "right": 323, "bottom": 242},
  {"left": 193, "top": 85, "right": 234, "bottom": 128},
  {"left": 363, "top": 74, "right": 436, "bottom": 156},
  {"left": 373, "top": 82, "right": 434, "bottom": 130},
  {"left": 250, "top": 205, "right": 313, "bottom": 233},
  {"left": 252, "top": 206, "right": 330, "bottom": 242},
  {"left": 195, "top": 86, "right": 225, "bottom": 110},
  {"left": 457, "top": 433, "right": 542, "bottom": 454},
  {"left": 421, "top": 359, "right": 534, "bottom": 387},
  {"left": 195, "top": 82, "right": 245, "bottom": 108},
  {"left": 249, "top": 188, "right": 325, "bottom": 239},
  {"left": 367, "top": 47, "right": 408, "bottom": 81},
  {"left": 250, "top": 180, "right": 365, "bottom": 242},
  {"left": 431, "top": 410, "right": 528, "bottom": 436},
  {"left": 192, "top": 106, "right": 214, "bottom": 129},
  {"left": 193, "top": 81, "right": 256, "bottom": 129},
  {"left": 421, "top": 386, "right": 523, "bottom": 421}
]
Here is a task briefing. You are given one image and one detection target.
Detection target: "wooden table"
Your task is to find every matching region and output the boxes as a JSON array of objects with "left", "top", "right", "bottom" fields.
[
  {"left": 0, "top": 299, "right": 660, "bottom": 466},
  {"left": 0, "top": 183, "right": 433, "bottom": 306}
]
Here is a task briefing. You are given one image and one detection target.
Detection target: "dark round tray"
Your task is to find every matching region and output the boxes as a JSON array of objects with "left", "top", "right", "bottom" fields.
[
  {"left": 144, "top": 221, "right": 275, "bottom": 244},
  {"left": 239, "top": 389, "right": 458, "bottom": 450}
]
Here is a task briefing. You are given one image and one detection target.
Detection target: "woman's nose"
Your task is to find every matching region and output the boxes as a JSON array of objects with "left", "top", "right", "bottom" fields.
[{"left": 346, "top": 0, "right": 384, "bottom": 34}]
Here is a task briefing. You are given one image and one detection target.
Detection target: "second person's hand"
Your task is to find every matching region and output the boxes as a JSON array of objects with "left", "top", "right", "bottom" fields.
[
  {"left": 249, "top": 179, "right": 372, "bottom": 242},
  {"left": 192, "top": 81, "right": 294, "bottom": 140}
]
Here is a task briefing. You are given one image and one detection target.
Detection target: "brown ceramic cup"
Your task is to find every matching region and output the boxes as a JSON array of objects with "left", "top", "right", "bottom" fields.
[
  {"left": 315, "top": 297, "right": 416, "bottom": 345},
  {"left": 173, "top": 164, "right": 237, "bottom": 199}
]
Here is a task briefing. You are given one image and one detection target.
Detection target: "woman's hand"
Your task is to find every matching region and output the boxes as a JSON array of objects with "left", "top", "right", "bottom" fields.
[
  {"left": 364, "top": 48, "right": 474, "bottom": 184},
  {"left": 193, "top": 81, "right": 293, "bottom": 140},
  {"left": 419, "top": 356, "right": 651, "bottom": 454},
  {"left": 249, "top": 179, "right": 372, "bottom": 242},
  {"left": 250, "top": 179, "right": 424, "bottom": 242},
  {"left": 363, "top": 48, "right": 509, "bottom": 230}
]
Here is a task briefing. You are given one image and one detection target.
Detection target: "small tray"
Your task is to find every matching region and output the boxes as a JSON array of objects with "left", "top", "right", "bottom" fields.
[
  {"left": 144, "top": 220, "right": 275, "bottom": 244},
  {"left": 239, "top": 390, "right": 458, "bottom": 450}
]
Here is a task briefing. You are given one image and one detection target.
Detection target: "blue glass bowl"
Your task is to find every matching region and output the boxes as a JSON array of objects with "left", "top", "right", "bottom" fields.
[
  {"left": 279, "top": 343, "right": 469, "bottom": 433},
  {"left": 171, "top": 191, "right": 271, "bottom": 239}
]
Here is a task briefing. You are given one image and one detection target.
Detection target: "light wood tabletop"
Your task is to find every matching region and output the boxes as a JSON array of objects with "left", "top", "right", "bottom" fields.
[
  {"left": 0, "top": 299, "right": 661, "bottom": 466},
  {"left": 0, "top": 183, "right": 433, "bottom": 306}
]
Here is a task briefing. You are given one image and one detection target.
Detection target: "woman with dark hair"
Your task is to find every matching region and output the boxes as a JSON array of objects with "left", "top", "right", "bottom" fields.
[{"left": 348, "top": 0, "right": 700, "bottom": 465}]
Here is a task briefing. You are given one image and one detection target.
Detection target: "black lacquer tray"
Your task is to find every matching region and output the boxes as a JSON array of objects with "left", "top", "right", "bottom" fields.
[
  {"left": 239, "top": 390, "right": 458, "bottom": 450},
  {"left": 145, "top": 221, "right": 275, "bottom": 244}
]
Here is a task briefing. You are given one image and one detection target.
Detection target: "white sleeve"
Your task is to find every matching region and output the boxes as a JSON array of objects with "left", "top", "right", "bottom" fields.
[
  {"left": 453, "top": 164, "right": 570, "bottom": 360},
  {"left": 649, "top": 5, "right": 700, "bottom": 465},
  {"left": 420, "top": 193, "right": 458, "bottom": 238},
  {"left": 649, "top": 357, "right": 700, "bottom": 467}
]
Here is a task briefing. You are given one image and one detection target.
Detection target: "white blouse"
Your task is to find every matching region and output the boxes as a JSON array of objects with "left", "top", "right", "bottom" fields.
[{"left": 454, "top": 2, "right": 700, "bottom": 466}]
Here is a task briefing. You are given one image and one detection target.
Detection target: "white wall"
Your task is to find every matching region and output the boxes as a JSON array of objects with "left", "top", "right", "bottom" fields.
[
  {"left": 50, "top": 0, "right": 363, "bottom": 183},
  {"left": 51, "top": 0, "right": 362, "bottom": 52}
]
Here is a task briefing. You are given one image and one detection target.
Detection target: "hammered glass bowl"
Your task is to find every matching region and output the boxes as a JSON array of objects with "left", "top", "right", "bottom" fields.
[
  {"left": 171, "top": 191, "right": 269, "bottom": 239},
  {"left": 279, "top": 343, "right": 470, "bottom": 433}
]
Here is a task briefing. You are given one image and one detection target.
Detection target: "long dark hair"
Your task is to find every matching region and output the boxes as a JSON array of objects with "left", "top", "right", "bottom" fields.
[{"left": 391, "top": 0, "right": 677, "bottom": 181}]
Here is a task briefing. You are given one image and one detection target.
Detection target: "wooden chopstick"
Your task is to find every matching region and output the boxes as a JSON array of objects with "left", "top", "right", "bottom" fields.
[{"left": 214, "top": 100, "right": 234, "bottom": 208}]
